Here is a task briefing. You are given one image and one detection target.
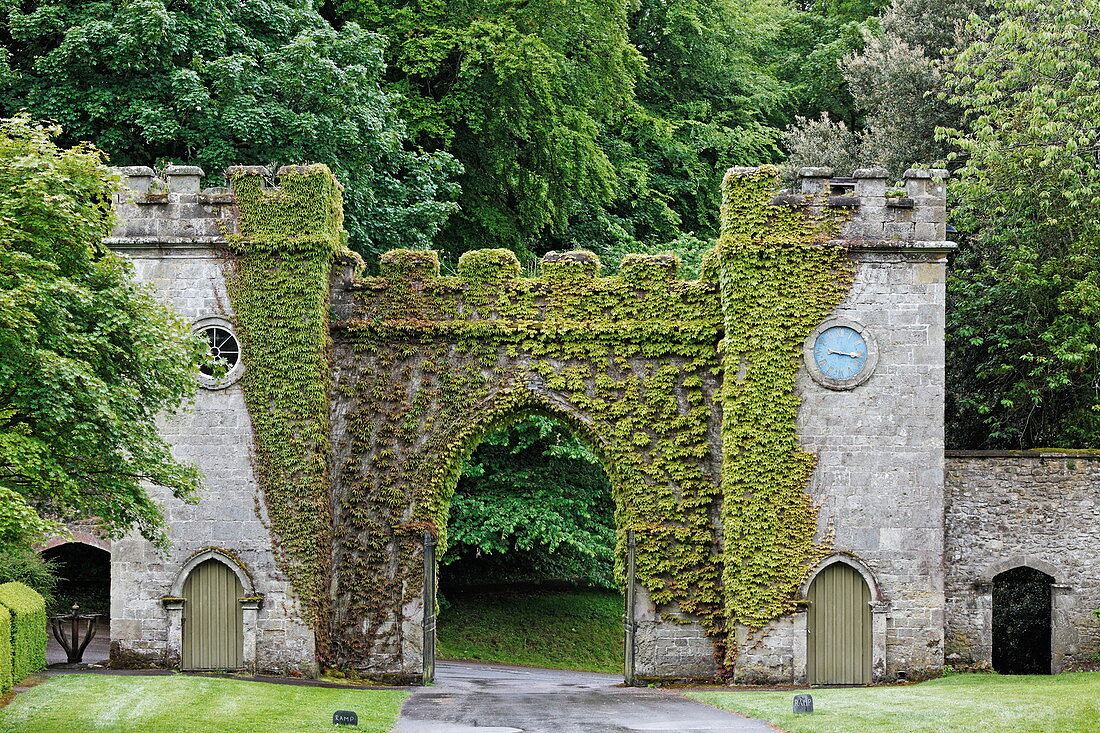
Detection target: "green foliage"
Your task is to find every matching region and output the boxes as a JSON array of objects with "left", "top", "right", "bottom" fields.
[
  {"left": 0, "top": 552, "right": 57, "bottom": 608},
  {"left": 715, "top": 166, "right": 852, "bottom": 638},
  {"left": 943, "top": 0, "right": 1100, "bottom": 447},
  {"left": 0, "top": 0, "right": 459, "bottom": 259},
  {"left": 437, "top": 587, "right": 624, "bottom": 673},
  {"left": 323, "top": 166, "right": 852, "bottom": 672},
  {"left": 446, "top": 418, "right": 615, "bottom": 588},
  {"left": 338, "top": 0, "right": 641, "bottom": 259},
  {"left": 0, "top": 582, "right": 46, "bottom": 683},
  {"left": 0, "top": 115, "right": 203, "bottom": 552},
  {"left": 782, "top": 0, "right": 979, "bottom": 175},
  {"left": 0, "top": 605, "right": 10, "bottom": 694},
  {"left": 334, "top": 0, "right": 793, "bottom": 266},
  {"left": 224, "top": 165, "right": 346, "bottom": 650}
]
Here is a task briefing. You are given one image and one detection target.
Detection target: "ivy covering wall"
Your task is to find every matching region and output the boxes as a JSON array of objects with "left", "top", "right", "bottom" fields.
[
  {"left": 227, "top": 164, "right": 852, "bottom": 675},
  {"left": 225, "top": 164, "right": 354, "bottom": 658}
]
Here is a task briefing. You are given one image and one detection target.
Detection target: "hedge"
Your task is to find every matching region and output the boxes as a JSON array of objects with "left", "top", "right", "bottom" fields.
[
  {"left": 0, "top": 604, "right": 11, "bottom": 693},
  {"left": 0, "top": 581, "right": 47, "bottom": 682}
]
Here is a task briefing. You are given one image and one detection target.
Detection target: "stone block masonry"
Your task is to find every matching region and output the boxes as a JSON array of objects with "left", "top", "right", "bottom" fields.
[
  {"left": 106, "top": 166, "right": 316, "bottom": 674},
  {"left": 93, "top": 161, "right": 1010, "bottom": 686},
  {"left": 944, "top": 451, "right": 1100, "bottom": 672}
]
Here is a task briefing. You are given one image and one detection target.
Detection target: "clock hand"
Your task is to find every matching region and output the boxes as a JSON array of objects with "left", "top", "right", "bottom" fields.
[{"left": 827, "top": 348, "right": 865, "bottom": 358}]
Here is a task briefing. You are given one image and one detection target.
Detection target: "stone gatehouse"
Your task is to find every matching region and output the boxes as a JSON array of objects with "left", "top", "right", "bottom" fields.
[{"left": 51, "top": 162, "right": 1099, "bottom": 684}]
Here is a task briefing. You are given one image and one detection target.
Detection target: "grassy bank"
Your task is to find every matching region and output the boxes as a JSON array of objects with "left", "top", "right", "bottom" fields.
[
  {"left": 689, "top": 672, "right": 1100, "bottom": 733},
  {"left": 0, "top": 674, "right": 406, "bottom": 732},
  {"left": 438, "top": 587, "right": 624, "bottom": 674}
]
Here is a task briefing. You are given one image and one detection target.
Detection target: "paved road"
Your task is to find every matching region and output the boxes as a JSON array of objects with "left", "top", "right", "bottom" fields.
[{"left": 393, "top": 661, "right": 775, "bottom": 733}]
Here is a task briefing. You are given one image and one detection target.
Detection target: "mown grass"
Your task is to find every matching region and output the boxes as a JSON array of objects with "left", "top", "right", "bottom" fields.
[
  {"left": 689, "top": 671, "right": 1100, "bottom": 733},
  {"left": 437, "top": 587, "right": 624, "bottom": 675},
  {"left": 0, "top": 673, "right": 406, "bottom": 732}
]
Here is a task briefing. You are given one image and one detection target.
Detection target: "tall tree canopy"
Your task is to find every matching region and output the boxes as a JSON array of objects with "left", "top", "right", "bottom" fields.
[
  {"left": 0, "top": 0, "right": 459, "bottom": 259},
  {"left": 334, "top": 0, "right": 793, "bottom": 267},
  {"left": 783, "top": 0, "right": 978, "bottom": 174},
  {"left": 943, "top": 0, "right": 1100, "bottom": 448},
  {"left": 0, "top": 116, "right": 204, "bottom": 551}
]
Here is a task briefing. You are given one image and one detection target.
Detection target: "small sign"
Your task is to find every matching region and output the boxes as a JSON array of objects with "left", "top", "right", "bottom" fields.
[
  {"left": 793, "top": 694, "right": 814, "bottom": 715},
  {"left": 333, "top": 710, "right": 359, "bottom": 726}
]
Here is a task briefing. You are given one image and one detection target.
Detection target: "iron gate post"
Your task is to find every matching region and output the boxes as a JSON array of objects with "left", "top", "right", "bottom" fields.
[
  {"left": 422, "top": 531, "right": 437, "bottom": 685},
  {"left": 624, "top": 530, "right": 637, "bottom": 685}
]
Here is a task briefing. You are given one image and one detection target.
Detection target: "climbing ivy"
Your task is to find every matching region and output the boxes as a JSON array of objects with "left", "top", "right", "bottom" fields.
[
  {"left": 715, "top": 166, "right": 853, "bottom": 659},
  {"left": 225, "top": 163, "right": 852, "bottom": 677},
  {"left": 224, "top": 164, "right": 351, "bottom": 657}
]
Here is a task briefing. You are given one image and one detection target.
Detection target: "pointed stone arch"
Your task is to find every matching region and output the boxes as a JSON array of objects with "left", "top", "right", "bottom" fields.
[
  {"left": 165, "top": 548, "right": 260, "bottom": 671},
  {"left": 795, "top": 553, "right": 890, "bottom": 683}
]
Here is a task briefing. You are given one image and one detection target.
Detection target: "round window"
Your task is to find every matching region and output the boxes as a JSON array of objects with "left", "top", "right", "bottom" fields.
[{"left": 193, "top": 318, "right": 244, "bottom": 389}]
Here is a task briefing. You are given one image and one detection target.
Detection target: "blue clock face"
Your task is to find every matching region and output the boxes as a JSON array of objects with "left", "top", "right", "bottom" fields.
[{"left": 813, "top": 326, "right": 869, "bottom": 381}]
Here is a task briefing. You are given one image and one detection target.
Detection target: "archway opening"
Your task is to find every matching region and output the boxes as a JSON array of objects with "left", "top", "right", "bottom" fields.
[
  {"left": 436, "top": 415, "right": 625, "bottom": 675},
  {"left": 993, "top": 566, "right": 1052, "bottom": 674},
  {"left": 41, "top": 542, "right": 110, "bottom": 615}
]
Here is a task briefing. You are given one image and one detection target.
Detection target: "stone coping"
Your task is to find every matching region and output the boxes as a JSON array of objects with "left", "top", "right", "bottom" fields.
[{"left": 946, "top": 449, "right": 1100, "bottom": 459}]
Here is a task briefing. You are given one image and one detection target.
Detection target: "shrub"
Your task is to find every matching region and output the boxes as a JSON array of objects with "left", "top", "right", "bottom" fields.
[
  {"left": 0, "top": 551, "right": 58, "bottom": 608},
  {"left": 0, "top": 604, "right": 11, "bottom": 693},
  {"left": 0, "top": 582, "right": 47, "bottom": 682}
]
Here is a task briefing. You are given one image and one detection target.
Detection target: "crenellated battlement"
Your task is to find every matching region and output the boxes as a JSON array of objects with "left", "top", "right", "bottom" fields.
[
  {"left": 107, "top": 163, "right": 342, "bottom": 248},
  {"left": 107, "top": 165, "right": 239, "bottom": 245},
  {"left": 332, "top": 247, "right": 721, "bottom": 332},
  {"left": 776, "top": 166, "right": 949, "bottom": 246}
]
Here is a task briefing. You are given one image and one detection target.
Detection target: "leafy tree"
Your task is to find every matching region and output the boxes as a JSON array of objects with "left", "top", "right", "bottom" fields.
[
  {"left": 596, "top": 0, "right": 791, "bottom": 272},
  {"left": 774, "top": 0, "right": 889, "bottom": 128},
  {"left": 0, "top": 0, "right": 459, "bottom": 260},
  {"left": 444, "top": 418, "right": 615, "bottom": 588},
  {"left": 0, "top": 550, "right": 57, "bottom": 607},
  {"left": 336, "top": 0, "right": 798, "bottom": 267},
  {"left": 942, "top": 0, "right": 1100, "bottom": 447},
  {"left": 338, "top": 0, "right": 642, "bottom": 261},
  {"left": 0, "top": 116, "right": 204, "bottom": 551},
  {"left": 783, "top": 0, "right": 979, "bottom": 174}
]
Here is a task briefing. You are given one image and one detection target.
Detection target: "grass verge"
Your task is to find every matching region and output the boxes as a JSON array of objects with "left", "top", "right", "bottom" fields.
[
  {"left": 438, "top": 586, "right": 624, "bottom": 675},
  {"left": 0, "top": 673, "right": 407, "bottom": 732},
  {"left": 689, "top": 671, "right": 1100, "bottom": 733}
]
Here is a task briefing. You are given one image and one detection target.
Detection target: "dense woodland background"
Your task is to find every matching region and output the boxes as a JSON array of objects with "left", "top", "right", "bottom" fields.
[{"left": 2, "top": 0, "right": 1097, "bottom": 585}]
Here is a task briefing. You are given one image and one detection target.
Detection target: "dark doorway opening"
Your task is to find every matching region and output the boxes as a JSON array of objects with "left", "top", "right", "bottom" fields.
[
  {"left": 992, "top": 566, "right": 1052, "bottom": 674},
  {"left": 41, "top": 543, "right": 110, "bottom": 615},
  {"left": 437, "top": 416, "right": 625, "bottom": 676}
]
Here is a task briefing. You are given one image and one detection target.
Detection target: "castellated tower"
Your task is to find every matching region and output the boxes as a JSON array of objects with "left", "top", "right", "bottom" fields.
[
  {"left": 105, "top": 165, "right": 319, "bottom": 673},
  {"left": 101, "top": 162, "right": 954, "bottom": 684}
]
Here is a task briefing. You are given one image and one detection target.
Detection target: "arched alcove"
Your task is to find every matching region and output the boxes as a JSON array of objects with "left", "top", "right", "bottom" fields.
[
  {"left": 165, "top": 548, "right": 259, "bottom": 671},
  {"left": 798, "top": 554, "right": 889, "bottom": 684},
  {"left": 992, "top": 565, "right": 1053, "bottom": 674},
  {"left": 41, "top": 542, "right": 111, "bottom": 615}
]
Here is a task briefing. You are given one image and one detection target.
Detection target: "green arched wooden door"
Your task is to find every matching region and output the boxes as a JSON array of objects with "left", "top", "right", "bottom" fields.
[
  {"left": 182, "top": 559, "right": 244, "bottom": 670},
  {"left": 807, "top": 562, "right": 871, "bottom": 685}
]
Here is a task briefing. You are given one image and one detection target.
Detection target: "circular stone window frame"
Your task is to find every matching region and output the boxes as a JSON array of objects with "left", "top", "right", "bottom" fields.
[
  {"left": 193, "top": 316, "right": 244, "bottom": 390},
  {"left": 803, "top": 316, "right": 879, "bottom": 391}
]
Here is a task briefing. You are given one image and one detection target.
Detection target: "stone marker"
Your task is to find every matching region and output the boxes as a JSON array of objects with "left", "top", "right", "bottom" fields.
[
  {"left": 793, "top": 694, "right": 814, "bottom": 715},
  {"left": 333, "top": 710, "right": 359, "bottom": 726}
]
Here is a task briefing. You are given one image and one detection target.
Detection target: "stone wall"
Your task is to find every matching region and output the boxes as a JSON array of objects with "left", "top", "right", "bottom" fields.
[
  {"left": 98, "top": 163, "right": 955, "bottom": 684},
  {"left": 733, "top": 169, "right": 951, "bottom": 684},
  {"left": 106, "top": 166, "right": 315, "bottom": 673},
  {"left": 944, "top": 451, "right": 1100, "bottom": 672}
]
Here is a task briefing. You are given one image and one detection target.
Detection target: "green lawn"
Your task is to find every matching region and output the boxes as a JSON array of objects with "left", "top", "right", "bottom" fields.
[
  {"left": 689, "top": 672, "right": 1100, "bottom": 733},
  {"left": 0, "top": 674, "right": 407, "bottom": 732},
  {"left": 438, "top": 587, "right": 624, "bottom": 674}
]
